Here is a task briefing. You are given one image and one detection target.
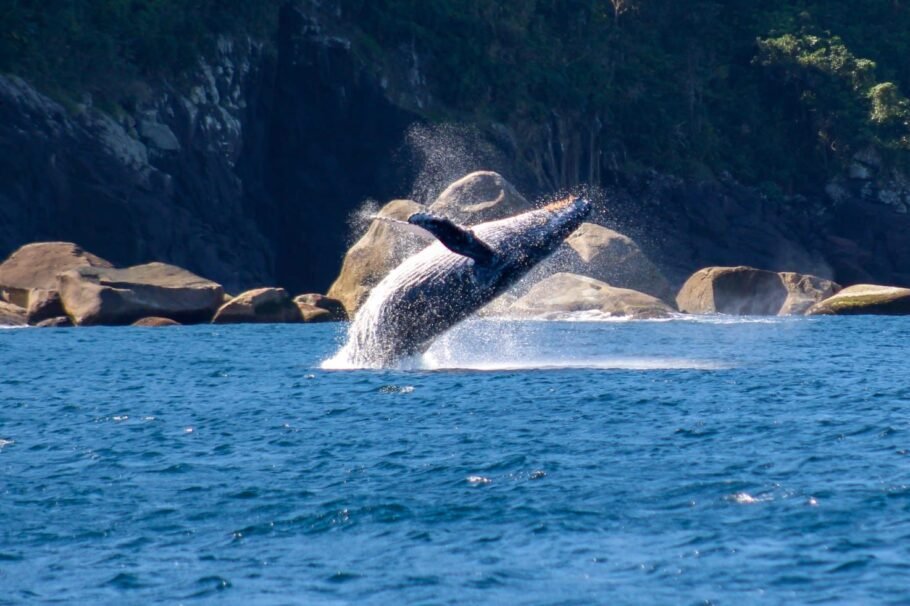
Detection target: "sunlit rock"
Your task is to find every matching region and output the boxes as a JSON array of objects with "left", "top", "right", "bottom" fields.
[
  {"left": 132, "top": 316, "right": 181, "bottom": 327},
  {"left": 35, "top": 316, "right": 72, "bottom": 328},
  {"left": 678, "top": 266, "right": 842, "bottom": 316},
  {"left": 25, "top": 288, "right": 67, "bottom": 325},
  {"left": 0, "top": 242, "right": 112, "bottom": 308},
  {"left": 778, "top": 272, "right": 841, "bottom": 315},
  {"left": 428, "top": 171, "right": 531, "bottom": 225},
  {"left": 509, "top": 272, "right": 673, "bottom": 319},
  {"left": 676, "top": 266, "right": 788, "bottom": 315},
  {"left": 212, "top": 287, "right": 301, "bottom": 324},
  {"left": 0, "top": 300, "right": 26, "bottom": 326},
  {"left": 527, "top": 223, "right": 674, "bottom": 304},
  {"left": 58, "top": 262, "right": 223, "bottom": 325},
  {"left": 293, "top": 294, "right": 347, "bottom": 321},
  {"left": 327, "top": 199, "right": 428, "bottom": 315},
  {"left": 807, "top": 284, "right": 910, "bottom": 315}
]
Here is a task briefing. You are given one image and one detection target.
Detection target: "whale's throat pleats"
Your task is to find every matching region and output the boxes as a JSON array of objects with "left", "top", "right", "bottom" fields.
[{"left": 406, "top": 212, "right": 496, "bottom": 265}]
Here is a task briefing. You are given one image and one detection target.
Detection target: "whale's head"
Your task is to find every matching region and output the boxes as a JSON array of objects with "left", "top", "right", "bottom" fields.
[{"left": 485, "top": 195, "right": 591, "bottom": 269}]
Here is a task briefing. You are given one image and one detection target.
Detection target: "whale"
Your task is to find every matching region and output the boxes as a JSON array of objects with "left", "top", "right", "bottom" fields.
[{"left": 330, "top": 196, "right": 592, "bottom": 368}]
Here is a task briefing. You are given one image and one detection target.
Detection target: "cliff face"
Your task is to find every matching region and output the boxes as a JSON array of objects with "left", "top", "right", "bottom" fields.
[
  {"left": 0, "top": 2, "right": 418, "bottom": 294},
  {"left": 1, "top": 2, "right": 910, "bottom": 293},
  {"left": 0, "top": 39, "right": 272, "bottom": 293}
]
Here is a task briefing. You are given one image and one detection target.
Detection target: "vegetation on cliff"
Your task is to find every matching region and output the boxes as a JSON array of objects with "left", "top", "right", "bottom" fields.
[
  {"left": 0, "top": 1, "right": 280, "bottom": 110},
  {"left": 2, "top": 0, "right": 910, "bottom": 192},
  {"left": 347, "top": 0, "right": 910, "bottom": 190}
]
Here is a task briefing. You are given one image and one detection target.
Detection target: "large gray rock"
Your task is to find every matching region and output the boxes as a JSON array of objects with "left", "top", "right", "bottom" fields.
[
  {"left": 477, "top": 293, "right": 518, "bottom": 318},
  {"left": 676, "top": 266, "right": 788, "bottom": 315},
  {"left": 509, "top": 273, "right": 674, "bottom": 319},
  {"left": 677, "top": 266, "right": 842, "bottom": 316},
  {"left": 0, "top": 242, "right": 112, "bottom": 307},
  {"left": 36, "top": 316, "right": 72, "bottom": 328},
  {"left": 132, "top": 317, "right": 181, "bottom": 327},
  {"left": 427, "top": 171, "right": 532, "bottom": 225},
  {"left": 528, "top": 223, "right": 674, "bottom": 303},
  {"left": 327, "top": 199, "right": 428, "bottom": 315},
  {"left": 58, "top": 262, "right": 224, "bottom": 326},
  {"left": 26, "top": 289, "right": 66, "bottom": 325},
  {"left": 296, "top": 303, "right": 335, "bottom": 323},
  {"left": 0, "top": 301, "right": 26, "bottom": 326},
  {"left": 778, "top": 272, "right": 841, "bottom": 315},
  {"left": 212, "top": 287, "right": 301, "bottom": 324},
  {"left": 293, "top": 294, "right": 347, "bottom": 321},
  {"left": 807, "top": 284, "right": 910, "bottom": 315}
]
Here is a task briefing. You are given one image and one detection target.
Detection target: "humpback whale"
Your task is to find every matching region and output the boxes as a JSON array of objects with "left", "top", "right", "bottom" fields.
[{"left": 331, "top": 196, "right": 592, "bottom": 368}]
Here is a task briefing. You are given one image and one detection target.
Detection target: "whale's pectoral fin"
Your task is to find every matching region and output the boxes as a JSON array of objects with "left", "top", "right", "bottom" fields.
[{"left": 407, "top": 213, "right": 496, "bottom": 264}]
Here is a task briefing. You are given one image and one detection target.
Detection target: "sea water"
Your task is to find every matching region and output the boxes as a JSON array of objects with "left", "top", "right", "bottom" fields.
[{"left": 1, "top": 316, "right": 909, "bottom": 604}]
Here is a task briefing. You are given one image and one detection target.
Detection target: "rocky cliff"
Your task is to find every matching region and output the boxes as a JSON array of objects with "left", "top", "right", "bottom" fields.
[
  {"left": 0, "top": 2, "right": 418, "bottom": 294},
  {"left": 2, "top": 1, "right": 910, "bottom": 294}
]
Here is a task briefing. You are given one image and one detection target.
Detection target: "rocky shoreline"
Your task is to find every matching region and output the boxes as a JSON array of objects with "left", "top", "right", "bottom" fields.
[
  {"left": 0, "top": 242, "right": 346, "bottom": 328},
  {"left": 2, "top": 171, "right": 909, "bottom": 329}
]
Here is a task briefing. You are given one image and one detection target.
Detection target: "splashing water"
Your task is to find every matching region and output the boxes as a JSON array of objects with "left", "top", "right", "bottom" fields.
[
  {"left": 323, "top": 317, "right": 727, "bottom": 371},
  {"left": 404, "top": 124, "right": 507, "bottom": 204}
]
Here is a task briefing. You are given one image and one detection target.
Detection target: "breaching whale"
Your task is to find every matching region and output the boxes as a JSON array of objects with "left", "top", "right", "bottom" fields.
[{"left": 330, "top": 196, "right": 592, "bottom": 368}]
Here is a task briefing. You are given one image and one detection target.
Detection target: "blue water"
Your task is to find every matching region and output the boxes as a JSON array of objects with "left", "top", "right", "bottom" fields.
[{"left": 2, "top": 317, "right": 909, "bottom": 604}]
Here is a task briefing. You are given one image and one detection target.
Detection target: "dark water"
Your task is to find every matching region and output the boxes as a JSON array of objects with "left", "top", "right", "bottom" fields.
[{"left": 1, "top": 317, "right": 909, "bottom": 604}]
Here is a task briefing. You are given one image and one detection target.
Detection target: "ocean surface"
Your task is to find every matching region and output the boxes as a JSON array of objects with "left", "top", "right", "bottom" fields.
[{"left": 1, "top": 316, "right": 909, "bottom": 604}]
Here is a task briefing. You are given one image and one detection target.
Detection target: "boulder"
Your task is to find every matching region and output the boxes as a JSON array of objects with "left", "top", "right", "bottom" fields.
[
  {"left": 807, "top": 284, "right": 910, "bottom": 315},
  {"left": 0, "top": 301, "right": 26, "bottom": 326},
  {"left": 212, "top": 287, "right": 302, "bottom": 324},
  {"left": 509, "top": 273, "right": 674, "bottom": 319},
  {"left": 427, "top": 171, "right": 532, "bottom": 225},
  {"left": 0, "top": 242, "right": 112, "bottom": 307},
  {"left": 35, "top": 316, "right": 72, "bottom": 328},
  {"left": 132, "top": 317, "right": 181, "bottom": 327},
  {"left": 293, "top": 294, "right": 347, "bottom": 321},
  {"left": 527, "top": 223, "right": 674, "bottom": 303},
  {"left": 327, "top": 199, "right": 429, "bottom": 315},
  {"left": 26, "top": 289, "right": 66, "bottom": 325},
  {"left": 297, "top": 303, "right": 334, "bottom": 323},
  {"left": 476, "top": 293, "right": 518, "bottom": 318},
  {"left": 778, "top": 273, "right": 841, "bottom": 315},
  {"left": 57, "top": 262, "right": 224, "bottom": 326},
  {"left": 676, "top": 266, "right": 788, "bottom": 315}
]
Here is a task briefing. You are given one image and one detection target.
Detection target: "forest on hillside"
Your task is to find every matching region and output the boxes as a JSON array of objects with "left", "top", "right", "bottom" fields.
[{"left": 2, "top": 0, "right": 909, "bottom": 192}]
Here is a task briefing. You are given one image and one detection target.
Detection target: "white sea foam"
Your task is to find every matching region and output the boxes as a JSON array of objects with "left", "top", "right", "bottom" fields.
[
  {"left": 418, "top": 356, "right": 727, "bottom": 371},
  {"left": 323, "top": 318, "right": 727, "bottom": 371}
]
